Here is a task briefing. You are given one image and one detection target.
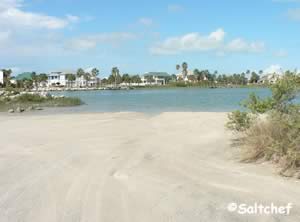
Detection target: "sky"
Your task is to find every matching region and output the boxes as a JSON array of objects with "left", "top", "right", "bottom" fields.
[{"left": 0, "top": 0, "right": 300, "bottom": 77}]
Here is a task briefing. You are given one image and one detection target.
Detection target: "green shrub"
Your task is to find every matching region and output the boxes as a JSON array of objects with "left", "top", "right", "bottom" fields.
[
  {"left": 242, "top": 93, "right": 274, "bottom": 114},
  {"left": 227, "top": 72, "right": 300, "bottom": 177},
  {"left": 226, "top": 110, "right": 253, "bottom": 132}
]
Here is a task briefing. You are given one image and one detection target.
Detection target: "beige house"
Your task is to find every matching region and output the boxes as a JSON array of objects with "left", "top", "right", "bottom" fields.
[
  {"left": 141, "top": 72, "right": 170, "bottom": 85},
  {"left": 258, "top": 73, "right": 282, "bottom": 84},
  {"left": 176, "top": 70, "right": 208, "bottom": 82}
]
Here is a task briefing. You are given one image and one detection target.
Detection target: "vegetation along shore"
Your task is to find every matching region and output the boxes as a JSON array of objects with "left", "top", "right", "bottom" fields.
[
  {"left": 1, "top": 63, "right": 294, "bottom": 92},
  {"left": 0, "top": 89, "right": 83, "bottom": 113},
  {"left": 227, "top": 72, "right": 300, "bottom": 178}
]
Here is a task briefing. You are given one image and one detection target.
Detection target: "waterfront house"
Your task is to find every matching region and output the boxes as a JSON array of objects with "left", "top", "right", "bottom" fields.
[
  {"left": 48, "top": 71, "right": 67, "bottom": 86},
  {"left": 141, "top": 72, "right": 170, "bottom": 85},
  {"left": 75, "top": 75, "right": 99, "bottom": 88},
  {"left": 47, "top": 70, "right": 99, "bottom": 88},
  {"left": 176, "top": 70, "right": 200, "bottom": 82},
  {"left": 258, "top": 73, "right": 281, "bottom": 84}
]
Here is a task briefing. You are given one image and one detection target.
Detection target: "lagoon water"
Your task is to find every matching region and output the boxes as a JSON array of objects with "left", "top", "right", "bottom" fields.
[{"left": 51, "top": 88, "right": 273, "bottom": 113}]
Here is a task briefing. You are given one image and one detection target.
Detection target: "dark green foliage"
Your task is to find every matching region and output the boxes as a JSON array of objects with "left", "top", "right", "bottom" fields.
[
  {"left": 0, "top": 93, "right": 83, "bottom": 111},
  {"left": 242, "top": 93, "right": 274, "bottom": 114},
  {"left": 249, "top": 72, "right": 260, "bottom": 83},
  {"left": 227, "top": 111, "right": 253, "bottom": 131}
]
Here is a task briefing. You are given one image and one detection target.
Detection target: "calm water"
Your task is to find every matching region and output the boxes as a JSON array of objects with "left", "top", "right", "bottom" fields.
[{"left": 51, "top": 88, "right": 273, "bottom": 113}]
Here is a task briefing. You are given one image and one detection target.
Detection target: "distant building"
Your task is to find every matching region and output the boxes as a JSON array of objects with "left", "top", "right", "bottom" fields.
[
  {"left": 141, "top": 72, "right": 170, "bottom": 85},
  {"left": 176, "top": 70, "right": 194, "bottom": 81},
  {"left": 0, "top": 70, "right": 3, "bottom": 85},
  {"left": 48, "top": 71, "right": 68, "bottom": 86},
  {"left": 258, "top": 73, "right": 281, "bottom": 84},
  {"left": 47, "top": 70, "right": 99, "bottom": 88},
  {"left": 75, "top": 75, "right": 99, "bottom": 87}
]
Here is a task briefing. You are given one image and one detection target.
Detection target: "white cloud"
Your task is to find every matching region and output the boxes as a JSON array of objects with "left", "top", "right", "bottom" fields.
[
  {"left": 167, "top": 4, "right": 184, "bottom": 13},
  {"left": 264, "top": 64, "right": 283, "bottom": 74},
  {"left": 66, "top": 38, "right": 97, "bottom": 51},
  {"left": 225, "top": 38, "right": 265, "bottom": 53},
  {"left": 138, "top": 17, "right": 154, "bottom": 26},
  {"left": 0, "top": 0, "right": 77, "bottom": 29},
  {"left": 150, "top": 29, "right": 265, "bottom": 55},
  {"left": 66, "top": 14, "right": 80, "bottom": 23},
  {"left": 274, "top": 49, "right": 288, "bottom": 57},
  {"left": 150, "top": 29, "right": 225, "bottom": 55},
  {"left": 66, "top": 32, "right": 137, "bottom": 51}
]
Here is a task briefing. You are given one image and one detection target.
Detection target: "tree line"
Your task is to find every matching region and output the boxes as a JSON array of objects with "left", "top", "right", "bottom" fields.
[{"left": 174, "top": 62, "right": 263, "bottom": 85}]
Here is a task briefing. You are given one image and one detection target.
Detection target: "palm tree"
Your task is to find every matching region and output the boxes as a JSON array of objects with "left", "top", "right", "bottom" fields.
[
  {"left": 182, "top": 62, "right": 188, "bottom": 80},
  {"left": 91, "top": 68, "right": 99, "bottom": 87},
  {"left": 176, "top": 64, "right": 180, "bottom": 71},
  {"left": 84, "top": 72, "right": 91, "bottom": 87},
  {"left": 122, "top": 74, "right": 131, "bottom": 84},
  {"left": 2, "top": 69, "right": 12, "bottom": 87},
  {"left": 131, "top": 75, "right": 141, "bottom": 84},
  {"left": 76, "top": 68, "right": 85, "bottom": 77},
  {"left": 76, "top": 68, "right": 85, "bottom": 87},
  {"left": 31, "top": 72, "right": 38, "bottom": 90},
  {"left": 111, "top": 67, "right": 120, "bottom": 87},
  {"left": 66, "top": 74, "right": 76, "bottom": 88},
  {"left": 259, "top": 70, "right": 263, "bottom": 75}
]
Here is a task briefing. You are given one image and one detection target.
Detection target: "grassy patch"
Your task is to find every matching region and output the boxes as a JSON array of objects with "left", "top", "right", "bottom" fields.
[
  {"left": 241, "top": 112, "right": 300, "bottom": 176},
  {"left": 44, "top": 97, "right": 83, "bottom": 107},
  {"left": 0, "top": 93, "right": 83, "bottom": 112}
]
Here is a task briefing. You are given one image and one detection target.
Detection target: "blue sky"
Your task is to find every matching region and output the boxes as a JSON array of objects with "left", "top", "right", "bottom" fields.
[{"left": 0, "top": 0, "right": 300, "bottom": 77}]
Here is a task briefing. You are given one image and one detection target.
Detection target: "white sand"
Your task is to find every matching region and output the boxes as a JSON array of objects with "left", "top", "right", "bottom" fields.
[{"left": 0, "top": 112, "right": 299, "bottom": 222}]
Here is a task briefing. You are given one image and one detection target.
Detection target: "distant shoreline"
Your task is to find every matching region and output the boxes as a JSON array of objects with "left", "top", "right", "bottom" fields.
[{"left": 23, "top": 84, "right": 269, "bottom": 92}]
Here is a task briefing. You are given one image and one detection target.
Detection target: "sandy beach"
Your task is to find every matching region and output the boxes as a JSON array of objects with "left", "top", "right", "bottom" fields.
[{"left": 0, "top": 112, "right": 299, "bottom": 222}]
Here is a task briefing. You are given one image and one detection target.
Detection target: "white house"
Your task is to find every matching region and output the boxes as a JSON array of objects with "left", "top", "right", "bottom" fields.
[
  {"left": 47, "top": 70, "right": 99, "bottom": 88},
  {"left": 48, "top": 72, "right": 67, "bottom": 86},
  {"left": 75, "top": 75, "right": 99, "bottom": 87},
  {"left": 176, "top": 70, "right": 209, "bottom": 82},
  {"left": 0, "top": 70, "right": 3, "bottom": 85},
  {"left": 141, "top": 72, "right": 170, "bottom": 85}
]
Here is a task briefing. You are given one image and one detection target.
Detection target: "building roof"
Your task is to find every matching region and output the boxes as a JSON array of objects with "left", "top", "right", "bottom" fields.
[
  {"left": 15, "top": 72, "right": 33, "bottom": 81},
  {"left": 143, "top": 72, "right": 170, "bottom": 77}
]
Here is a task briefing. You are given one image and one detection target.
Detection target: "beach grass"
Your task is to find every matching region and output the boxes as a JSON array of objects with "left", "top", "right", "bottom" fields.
[{"left": 0, "top": 93, "right": 83, "bottom": 112}]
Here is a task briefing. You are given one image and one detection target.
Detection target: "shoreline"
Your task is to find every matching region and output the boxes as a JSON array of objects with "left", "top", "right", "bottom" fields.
[{"left": 0, "top": 110, "right": 231, "bottom": 117}]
